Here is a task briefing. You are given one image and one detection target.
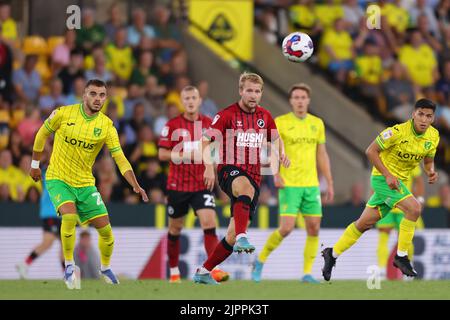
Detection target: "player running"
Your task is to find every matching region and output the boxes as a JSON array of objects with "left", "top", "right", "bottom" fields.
[
  {"left": 30, "top": 79, "right": 148, "bottom": 289},
  {"left": 322, "top": 99, "right": 439, "bottom": 281},
  {"left": 193, "top": 72, "right": 290, "bottom": 285},
  {"left": 376, "top": 166, "right": 425, "bottom": 279},
  {"left": 158, "top": 85, "right": 229, "bottom": 283},
  {"left": 252, "top": 83, "right": 334, "bottom": 284}
]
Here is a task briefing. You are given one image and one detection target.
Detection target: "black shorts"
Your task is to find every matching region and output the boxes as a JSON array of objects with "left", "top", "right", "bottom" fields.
[
  {"left": 166, "top": 190, "right": 216, "bottom": 219},
  {"left": 42, "top": 218, "right": 61, "bottom": 236},
  {"left": 218, "top": 165, "right": 260, "bottom": 220}
]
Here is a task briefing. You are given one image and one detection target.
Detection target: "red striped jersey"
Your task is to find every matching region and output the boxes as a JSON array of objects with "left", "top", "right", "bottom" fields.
[
  {"left": 158, "top": 114, "right": 212, "bottom": 192},
  {"left": 205, "top": 103, "right": 278, "bottom": 186}
]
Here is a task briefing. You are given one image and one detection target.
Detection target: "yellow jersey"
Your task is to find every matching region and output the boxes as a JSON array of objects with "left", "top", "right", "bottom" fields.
[
  {"left": 355, "top": 55, "right": 383, "bottom": 85},
  {"left": 0, "top": 165, "right": 22, "bottom": 200},
  {"left": 276, "top": 112, "right": 325, "bottom": 187},
  {"left": 381, "top": 3, "right": 409, "bottom": 33},
  {"left": 319, "top": 29, "right": 353, "bottom": 68},
  {"left": 399, "top": 44, "right": 437, "bottom": 87},
  {"left": 373, "top": 120, "right": 439, "bottom": 182},
  {"left": 44, "top": 103, "right": 123, "bottom": 187}
]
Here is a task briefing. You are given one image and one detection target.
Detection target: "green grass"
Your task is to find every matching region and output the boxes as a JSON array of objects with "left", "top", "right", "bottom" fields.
[{"left": 1, "top": 279, "right": 450, "bottom": 300}]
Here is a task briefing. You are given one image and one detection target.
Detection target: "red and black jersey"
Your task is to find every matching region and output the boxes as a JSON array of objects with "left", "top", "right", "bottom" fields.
[
  {"left": 158, "top": 114, "right": 212, "bottom": 192},
  {"left": 204, "top": 103, "right": 279, "bottom": 186}
]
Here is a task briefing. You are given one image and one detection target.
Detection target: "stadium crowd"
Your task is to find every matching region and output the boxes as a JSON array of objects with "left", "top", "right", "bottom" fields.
[{"left": 0, "top": 0, "right": 449, "bottom": 215}]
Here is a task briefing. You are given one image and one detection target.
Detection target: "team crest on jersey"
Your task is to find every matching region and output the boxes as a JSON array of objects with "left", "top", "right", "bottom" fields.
[
  {"left": 161, "top": 126, "right": 169, "bottom": 137},
  {"left": 257, "top": 119, "right": 265, "bottom": 128},
  {"left": 424, "top": 141, "right": 431, "bottom": 150},
  {"left": 94, "top": 128, "right": 102, "bottom": 137},
  {"left": 212, "top": 115, "right": 220, "bottom": 125},
  {"left": 381, "top": 130, "right": 393, "bottom": 140},
  {"left": 230, "top": 170, "right": 240, "bottom": 176},
  {"left": 236, "top": 120, "right": 243, "bottom": 127}
]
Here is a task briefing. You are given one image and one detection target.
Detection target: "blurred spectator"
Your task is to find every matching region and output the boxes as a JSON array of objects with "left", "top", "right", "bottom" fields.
[
  {"left": 17, "top": 108, "right": 43, "bottom": 147},
  {"left": 342, "top": 0, "right": 365, "bottom": 37},
  {"left": 76, "top": 8, "right": 106, "bottom": 54},
  {"left": 257, "top": 7, "right": 278, "bottom": 45},
  {"left": 318, "top": 18, "right": 354, "bottom": 87},
  {"left": 0, "top": 149, "right": 21, "bottom": 201},
  {"left": 139, "top": 157, "right": 166, "bottom": 203},
  {"left": 289, "top": 0, "right": 321, "bottom": 45},
  {"left": 38, "top": 78, "right": 68, "bottom": 116},
  {"left": 410, "top": 0, "right": 441, "bottom": 39},
  {"left": 0, "top": 2, "right": 17, "bottom": 42},
  {"left": 96, "top": 156, "right": 118, "bottom": 203},
  {"left": 436, "top": 60, "right": 450, "bottom": 106},
  {"left": 153, "top": 5, "right": 182, "bottom": 63},
  {"left": 74, "top": 230, "right": 100, "bottom": 279},
  {"left": 85, "top": 46, "right": 113, "bottom": 82},
  {"left": 153, "top": 103, "right": 180, "bottom": 136},
  {"left": 354, "top": 40, "right": 383, "bottom": 111},
  {"left": 165, "top": 75, "right": 190, "bottom": 113},
  {"left": 12, "top": 54, "right": 42, "bottom": 104},
  {"left": 379, "top": 0, "right": 410, "bottom": 37},
  {"left": 52, "top": 29, "right": 77, "bottom": 70},
  {"left": 129, "top": 50, "right": 156, "bottom": 87},
  {"left": 17, "top": 154, "right": 41, "bottom": 203},
  {"left": 106, "top": 27, "right": 134, "bottom": 84},
  {"left": 122, "top": 101, "right": 151, "bottom": 145},
  {"left": 314, "top": 0, "right": 344, "bottom": 30},
  {"left": 344, "top": 182, "right": 365, "bottom": 207},
  {"left": 435, "top": 0, "right": 450, "bottom": 31},
  {"left": 66, "top": 76, "right": 85, "bottom": 105},
  {"left": 417, "top": 14, "right": 443, "bottom": 53},
  {"left": 128, "top": 124, "right": 158, "bottom": 174},
  {"left": 8, "top": 100, "right": 25, "bottom": 129},
  {"left": 197, "top": 80, "right": 218, "bottom": 118},
  {"left": 382, "top": 62, "right": 415, "bottom": 120},
  {"left": 0, "top": 38, "right": 13, "bottom": 103},
  {"left": 144, "top": 75, "right": 167, "bottom": 115},
  {"left": 127, "top": 8, "right": 156, "bottom": 48},
  {"left": 57, "top": 49, "right": 84, "bottom": 95},
  {"left": 8, "top": 130, "right": 26, "bottom": 166},
  {"left": 123, "top": 84, "right": 147, "bottom": 121},
  {"left": 104, "top": 3, "right": 126, "bottom": 42},
  {"left": 0, "top": 96, "right": 9, "bottom": 150},
  {"left": 398, "top": 29, "right": 439, "bottom": 90}
]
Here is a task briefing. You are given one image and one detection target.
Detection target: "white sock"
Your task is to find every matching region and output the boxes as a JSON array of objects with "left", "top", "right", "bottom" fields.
[
  {"left": 236, "top": 233, "right": 247, "bottom": 241},
  {"left": 197, "top": 266, "right": 210, "bottom": 274},
  {"left": 170, "top": 267, "right": 180, "bottom": 276},
  {"left": 397, "top": 250, "right": 408, "bottom": 257},
  {"left": 101, "top": 265, "right": 110, "bottom": 271},
  {"left": 65, "top": 260, "right": 74, "bottom": 267}
]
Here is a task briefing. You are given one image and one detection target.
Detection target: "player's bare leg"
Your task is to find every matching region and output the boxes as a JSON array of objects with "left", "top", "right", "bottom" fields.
[
  {"left": 303, "top": 216, "right": 321, "bottom": 283},
  {"left": 17, "top": 232, "right": 58, "bottom": 279},
  {"left": 322, "top": 206, "right": 380, "bottom": 281},
  {"left": 167, "top": 216, "right": 184, "bottom": 283},
  {"left": 197, "top": 209, "right": 229, "bottom": 282},
  {"left": 231, "top": 176, "right": 256, "bottom": 253},
  {"left": 59, "top": 202, "right": 80, "bottom": 289},
  {"left": 252, "top": 216, "right": 295, "bottom": 282},
  {"left": 393, "top": 196, "right": 422, "bottom": 277},
  {"left": 90, "top": 215, "right": 119, "bottom": 284}
]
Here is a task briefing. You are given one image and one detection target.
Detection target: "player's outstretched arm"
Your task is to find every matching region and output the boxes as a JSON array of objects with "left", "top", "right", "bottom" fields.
[
  {"left": 112, "top": 152, "right": 148, "bottom": 202},
  {"left": 30, "top": 125, "right": 52, "bottom": 182},
  {"left": 424, "top": 157, "right": 438, "bottom": 184},
  {"left": 202, "top": 137, "right": 215, "bottom": 192},
  {"left": 317, "top": 143, "right": 334, "bottom": 202},
  {"left": 366, "top": 140, "right": 399, "bottom": 190}
]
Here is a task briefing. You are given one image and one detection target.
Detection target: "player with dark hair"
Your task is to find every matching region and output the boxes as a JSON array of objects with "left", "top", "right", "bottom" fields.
[{"left": 322, "top": 98, "right": 439, "bottom": 281}]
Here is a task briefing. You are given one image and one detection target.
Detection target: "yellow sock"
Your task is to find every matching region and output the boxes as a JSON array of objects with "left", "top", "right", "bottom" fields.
[
  {"left": 333, "top": 223, "right": 362, "bottom": 256},
  {"left": 303, "top": 236, "right": 319, "bottom": 275},
  {"left": 398, "top": 218, "right": 416, "bottom": 256},
  {"left": 409, "top": 242, "right": 415, "bottom": 262},
  {"left": 258, "top": 229, "right": 284, "bottom": 263},
  {"left": 97, "top": 224, "right": 115, "bottom": 267},
  {"left": 61, "top": 214, "right": 78, "bottom": 262},
  {"left": 377, "top": 232, "right": 390, "bottom": 268}
]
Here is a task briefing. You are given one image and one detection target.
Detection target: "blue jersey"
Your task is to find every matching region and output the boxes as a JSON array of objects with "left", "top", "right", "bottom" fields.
[{"left": 40, "top": 169, "right": 58, "bottom": 219}]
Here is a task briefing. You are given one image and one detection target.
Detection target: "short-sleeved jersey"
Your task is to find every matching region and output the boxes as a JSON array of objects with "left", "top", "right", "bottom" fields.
[
  {"left": 158, "top": 114, "right": 212, "bottom": 192},
  {"left": 276, "top": 112, "right": 325, "bottom": 187},
  {"left": 399, "top": 44, "right": 437, "bottom": 87},
  {"left": 373, "top": 119, "right": 439, "bottom": 182},
  {"left": 204, "top": 103, "right": 278, "bottom": 186},
  {"left": 44, "top": 103, "right": 123, "bottom": 187}
]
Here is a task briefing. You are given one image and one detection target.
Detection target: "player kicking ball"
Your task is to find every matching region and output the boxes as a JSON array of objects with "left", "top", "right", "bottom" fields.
[
  {"left": 193, "top": 72, "right": 289, "bottom": 285},
  {"left": 30, "top": 79, "right": 148, "bottom": 289},
  {"left": 322, "top": 99, "right": 439, "bottom": 281}
]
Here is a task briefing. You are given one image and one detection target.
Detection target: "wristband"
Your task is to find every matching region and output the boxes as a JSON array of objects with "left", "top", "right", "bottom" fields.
[
  {"left": 31, "top": 160, "right": 40, "bottom": 169},
  {"left": 417, "top": 196, "right": 425, "bottom": 205}
]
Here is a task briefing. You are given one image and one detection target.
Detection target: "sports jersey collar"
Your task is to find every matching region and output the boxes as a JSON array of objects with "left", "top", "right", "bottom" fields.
[
  {"left": 410, "top": 119, "right": 424, "bottom": 137},
  {"left": 80, "top": 103, "right": 99, "bottom": 121},
  {"left": 291, "top": 112, "right": 308, "bottom": 121}
]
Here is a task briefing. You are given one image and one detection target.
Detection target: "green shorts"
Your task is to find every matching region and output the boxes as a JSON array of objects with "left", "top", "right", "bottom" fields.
[
  {"left": 46, "top": 179, "right": 108, "bottom": 225},
  {"left": 279, "top": 186, "right": 322, "bottom": 217},
  {"left": 367, "top": 175, "right": 413, "bottom": 219},
  {"left": 376, "top": 211, "right": 404, "bottom": 229}
]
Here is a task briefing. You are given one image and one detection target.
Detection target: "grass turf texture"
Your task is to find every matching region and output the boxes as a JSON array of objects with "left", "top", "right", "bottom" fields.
[{"left": 1, "top": 280, "right": 449, "bottom": 299}]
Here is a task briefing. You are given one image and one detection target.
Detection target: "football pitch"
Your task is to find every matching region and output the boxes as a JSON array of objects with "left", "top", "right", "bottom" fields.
[{"left": 1, "top": 279, "right": 450, "bottom": 300}]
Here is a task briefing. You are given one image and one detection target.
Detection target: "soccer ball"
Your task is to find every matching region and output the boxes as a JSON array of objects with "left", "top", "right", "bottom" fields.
[{"left": 281, "top": 32, "right": 314, "bottom": 63}]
